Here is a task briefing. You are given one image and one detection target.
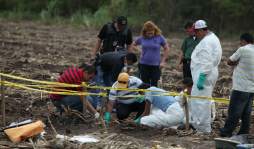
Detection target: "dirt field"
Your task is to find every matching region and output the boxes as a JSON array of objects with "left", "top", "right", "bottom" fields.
[{"left": 0, "top": 20, "right": 253, "bottom": 148}]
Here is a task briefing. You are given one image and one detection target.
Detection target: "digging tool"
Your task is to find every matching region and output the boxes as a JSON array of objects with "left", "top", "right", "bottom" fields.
[
  {"left": 0, "top": 119, "right": 33, "bottom": 132},
  {"left": 81, "top": 82, "right": 87, "bottom": 114},
  {"left": 183, "top": 91, "right": 190, "bottom": 130}
]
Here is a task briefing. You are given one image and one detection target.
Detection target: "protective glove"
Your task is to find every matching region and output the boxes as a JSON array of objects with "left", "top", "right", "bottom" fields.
[
  {"left": 104, "top": 112, "right": 111, "bottom": 126},
  {"left": 197, "top": 73, "right": 206, "bottom": 90},
  {"left": 134, "top": 117, "right": 141, "bottom": 124},
  {"left": 94, "top": 112, "right": 100, "bottom": 119},
  {"left": 135, "top": 96, "right": 145, "bottom": 103}
]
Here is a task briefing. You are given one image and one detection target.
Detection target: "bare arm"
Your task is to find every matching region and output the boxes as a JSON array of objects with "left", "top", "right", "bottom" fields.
[
  {"left": 177, "top": 51, "right": 183, "bottom": 65},
  {"left": 106, "top": 100, "right": 114, "bottom": 113},
  {"left": 91, "top": 38, "right": 102, "bottom": 58},
  {"left": 127, "top": 44, "right": 134, "bottom": 53},
  {"left": 160, "top": 43, "right": 170, "bottom": 68},
  {"left": 227, "top": 58, "right": 239, "bottom": 66},
  {"left": 141, "top": 100, "right": 151, "bottom": 117},
  {"left": 85, "top": 99, "right": 98, "bottom": 114},
  {"left": 131, "top": 41, "right": 140, "bottom": 52}
]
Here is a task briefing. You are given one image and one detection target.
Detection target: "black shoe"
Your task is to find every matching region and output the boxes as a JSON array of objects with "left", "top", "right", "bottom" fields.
[
  {"left": 219, "top": 128, "right": 232, "bottom": 137},
  {"left": 177, "top": 124, "right": 196, "bottom": 130}
]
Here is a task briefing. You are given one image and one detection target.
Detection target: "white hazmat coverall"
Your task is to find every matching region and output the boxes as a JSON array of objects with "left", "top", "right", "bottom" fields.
[{"left": 190, "top": 32, "right": 222, "bottom": 133}]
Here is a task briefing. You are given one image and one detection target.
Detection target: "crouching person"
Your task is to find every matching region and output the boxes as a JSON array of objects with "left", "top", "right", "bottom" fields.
[
  {"left": 135, "top": 78, "right": 193, "bottom": 128},
  {"left": 104, "top": 72, "right": 147, "bottom": 125},
  {"left": 49, "top": 63, "right": 100, "bottom": 119}
]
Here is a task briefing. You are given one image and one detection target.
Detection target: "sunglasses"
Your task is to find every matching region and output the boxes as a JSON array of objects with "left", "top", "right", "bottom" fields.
[{"left": 118, "top": 81, "right": 128, "bottom": 84}]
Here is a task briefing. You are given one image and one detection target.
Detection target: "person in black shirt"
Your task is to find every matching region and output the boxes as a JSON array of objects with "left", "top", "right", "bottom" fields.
[
  {"left": 98, "top": 51, "right": 137, "bottom": 86},
  {"left": 91, "top": 16, "right": 133, "bottom": 59}
]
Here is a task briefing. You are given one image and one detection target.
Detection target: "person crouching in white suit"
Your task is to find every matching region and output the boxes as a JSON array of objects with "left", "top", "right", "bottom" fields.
[{"left": 134, "top": 78, "right": 193, "bottom": 128}]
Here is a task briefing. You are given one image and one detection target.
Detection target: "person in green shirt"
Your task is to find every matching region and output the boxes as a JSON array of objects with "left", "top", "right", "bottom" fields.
[{"left": 177, "top": 22, "right": 200, "bottom": 80}]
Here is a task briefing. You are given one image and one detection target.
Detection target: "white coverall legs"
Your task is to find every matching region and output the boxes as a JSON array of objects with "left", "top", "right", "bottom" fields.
[
  {"left": 140, "top": 102, "right": 184, "bottom": 128},
  {"left": 190, "top": 32, "right": 222, "bottom": 133}
]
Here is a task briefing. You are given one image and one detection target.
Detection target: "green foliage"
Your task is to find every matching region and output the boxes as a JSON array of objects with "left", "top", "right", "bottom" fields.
[{"left": 0, "top": 0, "right": 253, "bottom": 33}]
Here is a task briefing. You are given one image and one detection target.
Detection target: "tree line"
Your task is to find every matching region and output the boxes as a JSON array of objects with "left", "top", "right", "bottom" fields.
[{"left": 0, "top": 0, "right": 253, "bottom": 34}]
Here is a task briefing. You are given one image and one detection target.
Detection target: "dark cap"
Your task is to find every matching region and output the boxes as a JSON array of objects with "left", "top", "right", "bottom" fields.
[{"left": 116, "top": 16, "right": 127, "bottom": 26}]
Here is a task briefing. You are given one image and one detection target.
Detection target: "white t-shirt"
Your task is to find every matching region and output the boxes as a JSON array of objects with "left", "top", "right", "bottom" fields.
[
  {"left": 230, "top": 44, "right": 254, "bottom": 93},
  {"left": 109, "top": 76, "right": 143, "bottom": 104}
]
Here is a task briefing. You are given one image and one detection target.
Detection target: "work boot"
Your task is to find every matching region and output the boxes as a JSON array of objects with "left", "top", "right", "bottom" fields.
[{"left": 219, "top": 128, "right": 232, "bottom": 137}]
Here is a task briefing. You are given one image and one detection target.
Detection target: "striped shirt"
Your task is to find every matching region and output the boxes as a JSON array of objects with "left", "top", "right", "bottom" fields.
[
  {"left": 109, "top": 76, "right": 143, "bottom": 104},
  {"left": 50, "top": 66, "right": 85, "bottom": 100}
]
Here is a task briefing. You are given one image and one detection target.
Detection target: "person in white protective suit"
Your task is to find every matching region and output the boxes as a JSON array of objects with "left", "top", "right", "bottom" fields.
[
  {"left": 189, "top": 20, "right": 222, "bottom": 133},
  {"left": 134, "top": 78, "right": 193, "bottom": 128}
]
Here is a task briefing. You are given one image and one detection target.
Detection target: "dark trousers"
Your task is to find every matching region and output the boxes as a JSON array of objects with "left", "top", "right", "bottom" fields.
[
  {"left": 52, "top": 95, "right": 97, "bottom": 113},
  {"left": 139, "top": 63, "right": 160, "bottom": 87},
  {"left": 103, "top": 71, "right": 114, "bottom": 87},
  {"left": 220, "top": 90, "right": 254, "bottom": 136},
  {"left": 52, "top": 96, "right": 83, "bottom": 113},
  {"left": 182, "top": 59, "right": 192, "bottom": 79},
  {"left": 116, "top": 101, "right": 145, "bottom": 120}
]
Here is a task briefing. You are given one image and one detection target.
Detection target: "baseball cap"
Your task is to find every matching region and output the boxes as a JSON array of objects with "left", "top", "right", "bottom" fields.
[
  {"left": 194, "top": 20, "right": 207, "bottom": 29},
  {"left": 116, "top": 72, "right": 129, "bottom": 88},
  {"left": 116, "top": 16, "right": 127, "bottom": 26}
]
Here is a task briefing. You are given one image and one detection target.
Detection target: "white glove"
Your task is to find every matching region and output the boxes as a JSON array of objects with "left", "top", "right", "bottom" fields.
[{"left": 94, "top": 112, "right": 100, "bottom": 119}]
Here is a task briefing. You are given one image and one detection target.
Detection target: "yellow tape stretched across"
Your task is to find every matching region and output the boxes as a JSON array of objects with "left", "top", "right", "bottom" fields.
[
  {"left": 2, "top": 81, "right": 107, "bottom": 97},
  {"left": 0, "top": 72, "right": 81, "bottom": 87},
  {"left": 0, "top": 72, "right": 232, "bottom": 104}
]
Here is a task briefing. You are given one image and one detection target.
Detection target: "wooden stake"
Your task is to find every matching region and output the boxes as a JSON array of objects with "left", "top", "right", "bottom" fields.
[
  {"left": 184, "top": 95, "right": 190, "bottom": 130},
  {"left": 28, "top": 138, "right": 37, "bottom": 149},
  {"left": 47, "top": 116, "right": 58, "bottom": 137},
  {"left": 1, "top": 74, "right": 6, "bottom": 126},
  {"left": 81, "top": 82, "right": 87, "bottom": 114}
]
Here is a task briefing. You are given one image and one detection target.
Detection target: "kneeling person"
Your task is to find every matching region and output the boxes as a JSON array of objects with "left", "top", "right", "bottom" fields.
[
  {"left": 50, "top": 63, "right": 100, "bottom": 119},
  {"left": 104, "top": 73, "right": 145, "bottom": 125},
  {"left": 136, "top": 78, "right": 193, "bottom": 128}
]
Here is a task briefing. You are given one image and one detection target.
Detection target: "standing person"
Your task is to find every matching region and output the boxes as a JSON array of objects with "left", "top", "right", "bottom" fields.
[
  {"left": 91, "top": 16, "right": 133, "bottom": 59},
  {"left": 177, "top": 21, "right": 200, "bottom": 80},
  {"left": 49, "top": 63, "right": 100, "bottom": 119},
  {"left": 98, "top": 51, "right": 137, "bottom": 86},
  {"left": 133, "top": 21, "right": 170, "bottom": 86},
  {"left": 104, "top": 73, "right": 145, "bottom": 125},
  {"left": 220, "top": 33, "right": 254, "bottom": 137},
  {"left": 189, "top": 20, "right": 222, "bottom": 133}
]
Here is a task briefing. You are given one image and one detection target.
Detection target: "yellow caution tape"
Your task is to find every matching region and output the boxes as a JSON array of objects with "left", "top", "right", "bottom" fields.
[{"left": 0, "top": 72, "right": 232, "bottom": 104}]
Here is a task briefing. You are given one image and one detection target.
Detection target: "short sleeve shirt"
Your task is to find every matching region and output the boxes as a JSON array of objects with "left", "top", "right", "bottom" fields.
[
  {"left": 109, "top": 76, "right": 143, "bottom": 104},
  {"left": 230, "top": 44, "right": 254, "bottom": 93},
  {"left": 98, "top": 23, "right": 132, "bottom": 53},
  {"left": 181, "top": 36, "right": 199, "bottom": 60},
  {"left": 135, "top": 35, "right": 166, "bottom": 66},
  {"left": 145, "top": 87, "right": 176, "bottom": 112}
]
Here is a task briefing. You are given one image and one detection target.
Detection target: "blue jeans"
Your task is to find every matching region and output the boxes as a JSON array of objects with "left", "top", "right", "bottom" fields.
[
  {"left": 94, "top": 65, "right": 105, "bottom": 86},
  {"left": 220, "top": 90, "right": 254, "bottom": 136},
  {"left": 87, "top": 95, "right": 101, "bottom": 109},
  {"left": 103, "top": 71, "right": 114, "bottom": 87},
  {"left": 53, "top": 95, "right": 99, "bottom": 113}
]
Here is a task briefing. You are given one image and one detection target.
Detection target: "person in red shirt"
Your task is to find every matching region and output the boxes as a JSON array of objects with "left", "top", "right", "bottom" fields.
[{"left": 50, "top": 63, "right": 100, "bottom": 118}]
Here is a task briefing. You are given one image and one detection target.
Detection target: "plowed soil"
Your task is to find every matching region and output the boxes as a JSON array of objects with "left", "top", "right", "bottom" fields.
[{"left": 0, "top": 20, "right": 253, "bottom": 149}]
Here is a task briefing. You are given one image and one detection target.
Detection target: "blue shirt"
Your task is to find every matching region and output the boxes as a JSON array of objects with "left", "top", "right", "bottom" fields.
[
  {"left": 145, "top": 87, "right": 176, "bottom": 112},
  {"left": 135, "top": 35, "right": 166, "bottom": 66}
]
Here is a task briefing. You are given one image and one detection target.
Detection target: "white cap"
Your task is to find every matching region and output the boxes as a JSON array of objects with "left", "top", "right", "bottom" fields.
[{"left": 194, "top": 20, "right": 207, "bottom": 29}]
